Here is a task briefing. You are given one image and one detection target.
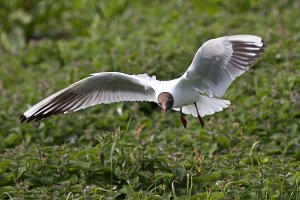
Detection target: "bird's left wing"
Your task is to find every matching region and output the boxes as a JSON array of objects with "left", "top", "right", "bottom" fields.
[
  {"left": 20, "top": 72, "right": 156, "bottom": 123},
  {"left": 181, "top": 35, "right": 265, "bottom": 97}
]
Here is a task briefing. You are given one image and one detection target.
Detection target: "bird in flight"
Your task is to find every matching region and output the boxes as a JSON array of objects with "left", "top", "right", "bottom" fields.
[{"left": 20, "top": 35, "right": 265, "bottom": 128}]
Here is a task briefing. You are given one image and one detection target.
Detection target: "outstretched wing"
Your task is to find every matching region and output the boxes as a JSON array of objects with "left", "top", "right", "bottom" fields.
[
  {"left": 181, "top": 35, "right": 265, "bottom": 97},
  {"left": 20, "top": 72, "right": 156, "bottom": 123}
]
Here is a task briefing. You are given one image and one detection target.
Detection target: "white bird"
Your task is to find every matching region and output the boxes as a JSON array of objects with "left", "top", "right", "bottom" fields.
[{"left": 20, "top": 35, "right": 265, "bottom": 128}]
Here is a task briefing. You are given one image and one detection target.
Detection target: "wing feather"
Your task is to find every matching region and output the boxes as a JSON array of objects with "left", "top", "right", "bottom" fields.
[
  {"left": 20, "top": 72, "right": 156, "bottom": 123},
  {"left": 182, "top": 35, "right": 265, "bottom": 97}
]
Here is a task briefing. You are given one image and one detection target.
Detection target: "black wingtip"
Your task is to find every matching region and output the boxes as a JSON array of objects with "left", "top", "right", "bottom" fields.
[
  {"left": 19, "top": 115, "right": 27, "bottom": 123},
  {"left": 19, "top": 114, "right": 40, "bottom": 123},
  {"left": 19, "top": 112, "right": 58, "bottom": 123}
]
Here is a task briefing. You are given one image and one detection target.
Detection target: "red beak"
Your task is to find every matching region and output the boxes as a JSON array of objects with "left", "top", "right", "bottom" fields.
[{"left": 162, "top": 105, "right": 168, "bottom": 113}]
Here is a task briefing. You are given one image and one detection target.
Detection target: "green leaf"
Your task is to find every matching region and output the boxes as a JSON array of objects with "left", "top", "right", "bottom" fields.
[
  {"left": 217, "top": 136, "right": 230, "bottom": 149},
  {"left": 9, "top": 9, "right": 32, "bottom": 24}
]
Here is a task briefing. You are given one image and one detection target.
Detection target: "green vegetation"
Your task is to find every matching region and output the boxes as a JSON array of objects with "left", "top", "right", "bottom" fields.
[{"left": 0, "top": 0, "right": 299, "bottom": 199}]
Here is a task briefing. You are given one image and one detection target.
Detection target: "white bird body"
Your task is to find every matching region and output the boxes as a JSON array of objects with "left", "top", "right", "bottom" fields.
[
  {"left": 20, "top": 35, "right": 265, "bottom": 127},
  {"left": 152, "top": 78, "right": 199, "bottom": 108}
]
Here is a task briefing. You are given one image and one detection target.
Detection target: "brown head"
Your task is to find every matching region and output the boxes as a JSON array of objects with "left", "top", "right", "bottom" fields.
[{"left": 157, "top": 92, "right": 174, "bottom": 113}]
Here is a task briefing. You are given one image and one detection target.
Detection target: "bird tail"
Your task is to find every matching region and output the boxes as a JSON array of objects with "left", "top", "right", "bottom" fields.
[{"left": 173, "top": 95, "right": 230, "bottom": 117}]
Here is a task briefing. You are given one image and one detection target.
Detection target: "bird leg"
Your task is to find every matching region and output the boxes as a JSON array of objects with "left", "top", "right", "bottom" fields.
[
  {"left": 194, "top": 102, "right": 204, "bottom": 128},
  {"left": 180, "top": 107, "right": 187, "bottom": 128}
]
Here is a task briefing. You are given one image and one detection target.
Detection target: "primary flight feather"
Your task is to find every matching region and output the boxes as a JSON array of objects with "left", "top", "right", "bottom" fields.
[{"left": 20, "top": 35, "right": 265, "bottom": 128}]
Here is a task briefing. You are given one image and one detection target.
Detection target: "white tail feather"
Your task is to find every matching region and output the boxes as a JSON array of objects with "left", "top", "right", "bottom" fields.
[{"left": 173, "top": 95, "right": 230, "bottom": 117}]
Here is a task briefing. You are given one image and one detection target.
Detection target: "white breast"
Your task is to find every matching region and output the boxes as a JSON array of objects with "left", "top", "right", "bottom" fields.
[{"left": 152, "top": 78, "right": 199, "bottom": 108}]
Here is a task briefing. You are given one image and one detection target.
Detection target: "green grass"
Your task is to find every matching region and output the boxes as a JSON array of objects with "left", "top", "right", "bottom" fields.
[{"left": 0, "top": 0, "right": 299, "bottom": 199}]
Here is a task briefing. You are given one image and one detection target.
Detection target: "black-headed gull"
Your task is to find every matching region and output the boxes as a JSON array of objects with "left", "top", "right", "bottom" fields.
[{"left": 20, "top": 35, "right": 265, "bottom": 128}]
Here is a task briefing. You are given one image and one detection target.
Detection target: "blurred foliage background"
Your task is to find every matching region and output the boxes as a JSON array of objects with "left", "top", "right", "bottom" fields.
[{"left": 0, "top": 0, "right": 299, "bottom": 199}]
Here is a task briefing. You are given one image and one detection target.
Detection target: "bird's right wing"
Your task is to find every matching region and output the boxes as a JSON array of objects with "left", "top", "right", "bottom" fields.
[
  {"left": 20, "top": 72, "right": 157, "bottom": 122},
  {"left": 181, "top": 35, "right": 265, "bottom": 97}
]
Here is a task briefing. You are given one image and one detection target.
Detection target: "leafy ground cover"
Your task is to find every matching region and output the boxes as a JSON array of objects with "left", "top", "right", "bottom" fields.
[{"left": 0, "top": 0, "right": 299, "bottom": 199}]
